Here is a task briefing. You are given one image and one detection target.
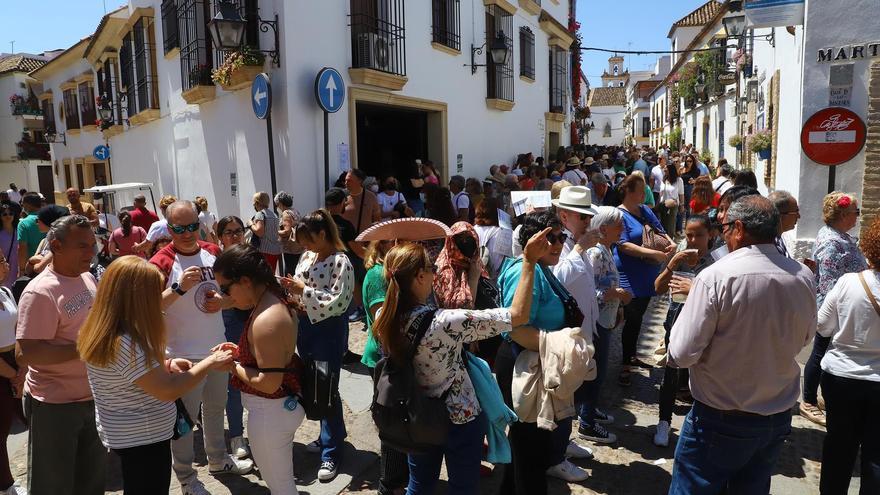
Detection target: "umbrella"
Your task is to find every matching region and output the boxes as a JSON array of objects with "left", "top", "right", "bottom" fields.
[{"left": 355, "top": 217, "right": 452, "bottom": 242}]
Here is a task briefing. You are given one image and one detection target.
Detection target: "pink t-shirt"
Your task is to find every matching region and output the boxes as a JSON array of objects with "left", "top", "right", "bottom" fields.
[
  {"left": 110, "top": 226, "right": 147, "bottom": 258},
  {"left": 16, "top": 268, "right": 96, "bottom": 403}
]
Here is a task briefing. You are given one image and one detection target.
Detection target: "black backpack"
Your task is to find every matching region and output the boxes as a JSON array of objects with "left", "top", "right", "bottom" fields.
[{"left": 371, "top": 308, "right": 450, "bottom": 454}]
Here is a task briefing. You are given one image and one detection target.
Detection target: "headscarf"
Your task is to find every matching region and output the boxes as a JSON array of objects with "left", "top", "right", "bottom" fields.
[{"left": 433, "top": 222, "right": 488, "bottom": 309}]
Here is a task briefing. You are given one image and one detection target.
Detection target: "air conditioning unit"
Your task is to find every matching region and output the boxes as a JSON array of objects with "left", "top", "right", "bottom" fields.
[{"left": 357, "top": 32, "right": 394, "bottom": 72}]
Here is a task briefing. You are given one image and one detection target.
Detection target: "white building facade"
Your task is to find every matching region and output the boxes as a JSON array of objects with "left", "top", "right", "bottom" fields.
[{"left": 33, "top": 0, "right": 579, "bottom": 218}]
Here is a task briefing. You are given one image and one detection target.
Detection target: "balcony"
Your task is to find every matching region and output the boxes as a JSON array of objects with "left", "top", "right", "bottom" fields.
[
  {"left": 16, "top": 140, "right": 50, "bottom": 161},
  {"left": 9, "top": 95, "right": 43, "bottom": 118},
  {"left": 349, "top": 0, "right": 408, "bottom": 90}
]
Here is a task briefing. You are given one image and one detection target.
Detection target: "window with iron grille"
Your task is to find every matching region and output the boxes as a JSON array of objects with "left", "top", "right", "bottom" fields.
[
  {"left": 63, "top": 89, "right": 80, "bottom": 130},
  {"left": 161, "top": 0, "right": 179, "bottom": 54},
  {"left": 485, "top": 5, "right": 513, "bottom": 102},
  {"left": 350, "top": 0, "right": 407, "bottom": 76},
  {"left": 212, "top": 1, "right": 261, "bottom": 73},
  {"left": 548, "top": 46, "right": 567, "bottom": 113},
  {"left": 42, "top": 100, "right": 55, "bottom": 133},
  {"left": 519, "top": 27, "right": 535, "bottom": 79},
  {"left": 118, "top": 17, "right": 159, "bottom": 116},
  {"left": 432, "top": 0, "right": 459, "bottom": 51},
  {"left": 78, "top": 82, "right": 97, "bottom": 127},
  {"left": 178, "top": 0, "right": 213, "bottom": 91}
]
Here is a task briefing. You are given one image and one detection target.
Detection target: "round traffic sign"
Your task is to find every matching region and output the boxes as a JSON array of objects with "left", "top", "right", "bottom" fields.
[
  {"left": 93, "top": 145, "right": 110, "bottom": 161},
  {"left": 800, "top": 107, "right": 867, "bottom": 166},
  {"left": 251, "top": 73, "right": 271, "bottom": 120},
  {"left": 315, "top": 67, "right": 345, "bottom": 113}
]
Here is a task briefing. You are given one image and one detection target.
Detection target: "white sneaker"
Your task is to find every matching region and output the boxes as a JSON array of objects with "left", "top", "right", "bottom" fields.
[
  {"left": 545, "top": 459, "right": 589, "bottom": 482},
  {"left": 565, "top": 440, "right": 594, "bottom": 460},
  {"left": 180, "top": 478, "right": 211, "bottom": 495},
  {"left": 208, "top": 454, "right": 254, "bottom": 475},
  {"left": 2, "top": 483, "right": 26, "bottom": 495},
  {"left": 230, "top": 436, "right": 251, "bottom": 459},
  {"left": 317, "top": 460, "right": 338, "bottom": 481},
  {"left": 653, "top": 420, "right": 670, "bottom": 447}
]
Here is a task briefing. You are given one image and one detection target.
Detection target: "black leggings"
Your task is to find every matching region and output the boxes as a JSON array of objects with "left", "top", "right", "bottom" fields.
[
  {"left": 113, "top": 439, "right": 172, "bottom": 495},
  {"left": 622, "top": 296, "right": 652, "bottom": 363}
]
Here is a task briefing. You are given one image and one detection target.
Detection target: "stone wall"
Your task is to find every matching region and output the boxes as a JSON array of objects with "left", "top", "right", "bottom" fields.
[{"left": 861, "top": 61, "right": 880, "bottom": 236}]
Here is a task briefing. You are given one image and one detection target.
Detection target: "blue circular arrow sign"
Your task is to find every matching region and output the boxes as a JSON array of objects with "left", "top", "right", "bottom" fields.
[
  {"left": 93, "top": 145, "right": 110, "bottom": 161},
  {"left": 251, "top": 73, "right": 271, "bottom": 120},
  {"left": 315, "top": 67, "right": 345, "bottom": 113}
]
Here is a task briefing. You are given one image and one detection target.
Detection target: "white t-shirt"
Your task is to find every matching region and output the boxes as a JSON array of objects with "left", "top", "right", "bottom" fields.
[
  {"left": 712, "top": 176, "right": 733, "bottom": 195},
  {"left": 659, "top": 177, "right": 685, "bottom": 204},
  {"left": 146, "top": 219, "right": 170, "bottom": 242},
  {"left": 651, "top": 165, "right": 665, "bottom": 193},
  {"left": 377, "top": 191, "right": 406, "bottom": 215},
  {"left": 6, "top": 190, "right": 20, "bottom": 204},
  {"left": 0, "top": 287, "right": 17, "bottom": 349},
  {"left": 150, "top": 242, "right": 225, "bottom": 359},
  {"left": 452, "top": 191, "right": 470, "bottom": 212},
  {"left": 86, "top": 333, "right": 176, "bottom": 449}
]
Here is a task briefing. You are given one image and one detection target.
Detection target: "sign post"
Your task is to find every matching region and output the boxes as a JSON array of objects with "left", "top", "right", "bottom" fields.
[
  {"left": 315, "top": 68, "right": 345, "bottom": 191},
  {"left": 800, "top": 107, "right": 867, "bottom": 193},
  {"left": 251, "top": 73, "right": 277, "bottom": 199}
]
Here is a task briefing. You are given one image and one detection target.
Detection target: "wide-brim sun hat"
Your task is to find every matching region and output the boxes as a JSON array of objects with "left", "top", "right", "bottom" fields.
[
  {"left": 355, "top": 217, "right": 452, "bottom": 242},
  {"left": 551, "top": 186, "right": 598, "bottom": 216}
]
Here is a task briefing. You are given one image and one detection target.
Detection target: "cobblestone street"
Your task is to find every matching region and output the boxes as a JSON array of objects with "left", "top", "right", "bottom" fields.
[{"left": 7, "top": 298, "right": 846, "bottom": 494}]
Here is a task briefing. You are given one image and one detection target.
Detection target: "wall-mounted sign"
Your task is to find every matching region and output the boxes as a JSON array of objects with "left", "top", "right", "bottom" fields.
[
  {"left": 718, "top": 72, "right": 737, "bottom": 85},
  {"left": 829, "top": 64, "right": 854, "bottom": 107},
  {"left": 800, "top": 107, "right": 867, "bottom": 166},
  {"left": 745, "top": 0, "right": 804, "bottom": 29},
  {"left": 817, "top": 42, "right": 880, "bottom": 63}
]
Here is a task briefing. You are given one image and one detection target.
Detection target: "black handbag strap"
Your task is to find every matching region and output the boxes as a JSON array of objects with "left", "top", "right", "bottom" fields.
[
  {"left": 405, "top": 308, "right": 439, "bottom": 360},
  {"left": 4, "top": 229, "right": 15, "bottom": 261},
  {"left": 541, "top": 264, "right": 577, "bottom": 306}
]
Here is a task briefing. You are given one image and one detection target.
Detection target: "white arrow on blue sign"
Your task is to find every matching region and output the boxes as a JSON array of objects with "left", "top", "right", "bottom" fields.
[
  {"left": 251, "top": 73, "right": 271, "bottom": 120},
  {"left": 93, "top": 145, "right": 110, "bottom": 161},
  {"left": 315, "top": 67, "right": 345, "bottom": 113}
]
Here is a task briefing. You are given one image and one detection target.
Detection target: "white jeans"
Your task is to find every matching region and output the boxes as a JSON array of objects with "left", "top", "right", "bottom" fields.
[
  {"left": 172, "top": 368, "right": 229, "bottom": 483},
  {"left": 242, "top": 392, "right": 305, "bottom": 494}
]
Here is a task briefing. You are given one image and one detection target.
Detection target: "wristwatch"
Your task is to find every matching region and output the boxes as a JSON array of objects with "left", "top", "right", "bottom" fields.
[{"left": 171, "top": 282, "right": 187, "bottom": 296}]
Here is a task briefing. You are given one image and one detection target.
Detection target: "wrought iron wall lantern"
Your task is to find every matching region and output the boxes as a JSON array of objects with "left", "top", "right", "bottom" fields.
[
  {"left": 208, "top": 0, "right": 281, "bottom": 67},
  {"left": 469, "top": 31, "right": 510, "bottom": 75},
  {"left": 45, "top": 130, "right": 66, "bottom": 146}
]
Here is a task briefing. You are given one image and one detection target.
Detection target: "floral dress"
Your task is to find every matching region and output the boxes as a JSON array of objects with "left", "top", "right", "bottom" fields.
[
  {"left": 407, "top": 305, "right": 512, "bottom": 424},
  {"left": 813, "top": 225, "right": 868, "bottom": 308},
  {"left": 587, "top": 244, "right": 620, "bottom": 329}
]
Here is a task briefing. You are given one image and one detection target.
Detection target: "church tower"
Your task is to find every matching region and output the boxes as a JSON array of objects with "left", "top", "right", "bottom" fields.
[{"left": 601, "top": 54, "right": 628, "bottom": 88}]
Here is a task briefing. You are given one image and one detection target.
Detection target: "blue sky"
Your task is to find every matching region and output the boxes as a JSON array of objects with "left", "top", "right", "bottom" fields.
[
  {"left": 0, "top": 1, "right": 113, "bottom": 56},
  {"left": 577, "top": 0, "right": 709, "bottom": 88},
  {"left": 3, "top": 0, "right": 707, "bottom": 87}
]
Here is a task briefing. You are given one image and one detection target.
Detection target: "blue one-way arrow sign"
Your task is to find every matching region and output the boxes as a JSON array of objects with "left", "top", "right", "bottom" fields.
[
  {"left": 93, "top": 145, "right": 110, "bottom": 161},
  {"left": 251, "top": 73, "right": 271, "bottom": 120},
  {"left": 315, "top": 67, "right": 345, "bottom": 113}
]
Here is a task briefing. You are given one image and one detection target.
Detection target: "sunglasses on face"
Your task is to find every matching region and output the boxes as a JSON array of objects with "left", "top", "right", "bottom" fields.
[
  {"left": 219, "top": 280, "right": 237, "bottom": 295},
  {"left": 169, "top": 222, "right": 200, "bottom": 235},
  {"left": 222, "top": 228, "right": 245, "bottom": 237},
  {"left": 854, "top": 209, "right": 861, "bottom": 217},
  {"left": 546, "top": 232, "right": 569, "bottom": 245}
]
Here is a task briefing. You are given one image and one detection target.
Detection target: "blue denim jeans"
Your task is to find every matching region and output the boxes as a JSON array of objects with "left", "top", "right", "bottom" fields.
[
  {"left": 407, "top": 414, "right": 487, "bottom": 495},
  {"left": 574, "top": 324, "right": 611, "bottom": 428},
  {"left": 669, "top": 401, "right": 792, "bottom": 495},
  {"left": 297, "top": 313, "right": 348, "bottom": 463},
  {"left": 222, "top": 308, "right": 250, "bottom": 438}
]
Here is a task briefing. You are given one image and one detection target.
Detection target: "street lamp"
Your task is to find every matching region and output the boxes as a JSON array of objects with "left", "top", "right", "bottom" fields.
[
  {"left": 45, "top": 130, "right": 66, "bottom": 146},
  {"left": 208, "top": 1, "right": 247, "bottom": 50},
  {"left": 722, "top": 14, "right": 747, "bottom": 39},
  {"left": 469, "top": 31, "right": 510, "bottom": 74},
  {"left": 97, "top": 93, "right": 113, "bottom": 122}
]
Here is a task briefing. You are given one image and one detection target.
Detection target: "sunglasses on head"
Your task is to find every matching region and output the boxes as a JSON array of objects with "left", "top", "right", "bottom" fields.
[
  {"left": 169, "top": 222, "right": 200, "bottom": 235},
  {"left": 546, "top": 232, "right": 569, "bottom": 245}
]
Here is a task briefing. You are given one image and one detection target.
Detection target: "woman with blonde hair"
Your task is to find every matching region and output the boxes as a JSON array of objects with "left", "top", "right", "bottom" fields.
[
  {"left": 280, "top": 209, "right": 353, "bottom": 482},
  {"left": 78, "top": 256, "right": 234, "bottom": 494},
  {"left": 194, "top": 196, "right": 218, "bottom": 244},
  {"left": 374, "top": 230, "right": 549, "bottom": 494},
  {"left": 249, "top": 191, "right": 282, "bottom": 271},
  {"left": 801, "top": 191, "right": 868, "bottom": 426}
]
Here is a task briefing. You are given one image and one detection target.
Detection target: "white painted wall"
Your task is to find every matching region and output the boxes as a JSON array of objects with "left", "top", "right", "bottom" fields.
[
  {"left": 103, "top": 0, "right": 576, "bottom": 219},
  {"left": 588, "top": 105, "right": 625, "bottom": 146}
]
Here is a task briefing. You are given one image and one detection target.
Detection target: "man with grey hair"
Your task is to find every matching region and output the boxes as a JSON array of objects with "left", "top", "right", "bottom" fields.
[
  {"left": 130, "top": 193, "right": 159, "bottom": 232},
  {"left": 150, "top": 201, "right": 253, "bottom": 494},
  {"left": 16, "top": 215, "right": 106, "bottom": 494},
  {"left": 667, "top": 195, "right": 817, "bottom": 493},
  {"left": 274, "top": 190, "right": 302, "bottom": 276},
  {"left": 768, "top": 190, "right": 799, "bottom": 257}
]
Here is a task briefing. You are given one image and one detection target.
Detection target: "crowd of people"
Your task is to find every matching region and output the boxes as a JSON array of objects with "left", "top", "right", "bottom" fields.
[{"left": 0, "top": 140, "right": 875, "bottom": 495}]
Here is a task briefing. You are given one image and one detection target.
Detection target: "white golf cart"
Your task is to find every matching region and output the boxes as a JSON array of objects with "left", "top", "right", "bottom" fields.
[{"left": 82, "top": 182, "right": 157, "bottom": 256}]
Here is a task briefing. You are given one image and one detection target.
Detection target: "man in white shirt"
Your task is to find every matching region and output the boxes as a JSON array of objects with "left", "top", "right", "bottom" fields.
[
  {"left": 150, "top": 201, "right": 253, "bottom": 494},
  {"left": 551, "top": 186, "right": 617, "bottom": 448},
  {"left": 668, "top": 195, "right": 816, "bottom": 494},
  {"left": 711, "top": 161, "right": 734, "bottom": 195},
  {"left": 650, "top": 159, "right": 665, "bottom": 205},
  {"left": 6, "top": 184, "right": 20, "bottom": 204},
  {"left": 449, "top": 175, "right": 470, "bottom": 222}
]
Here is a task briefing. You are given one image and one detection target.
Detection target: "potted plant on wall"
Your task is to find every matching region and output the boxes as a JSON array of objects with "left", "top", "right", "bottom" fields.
[
  {"left": 182, "top": 64, "right": 217, "bottom": 105},
  {"left": 212, "top": 46, "right": 265, "bottom": 91},
  {"left": 728, "top": 134, "right": 743, "bottom": 150},
  {"left": 748, "top": 129, "right": 772, "bottom": 160}
]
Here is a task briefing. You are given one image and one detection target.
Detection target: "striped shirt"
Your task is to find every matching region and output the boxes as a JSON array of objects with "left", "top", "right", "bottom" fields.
[{"left": 86, "top": 334, "right": 176, "bottom": 449}]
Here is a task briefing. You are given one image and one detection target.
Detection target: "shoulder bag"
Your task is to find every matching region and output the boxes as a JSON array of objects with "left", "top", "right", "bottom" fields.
[
  {"left": 541, "top": 264, "right": 584, "bottom": 328},
  {"left": 858, "top": 271, "right": 880, "bottom": 318},
  {"left": 621, "top": 206, "right": 672, "bottom": 258}
]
